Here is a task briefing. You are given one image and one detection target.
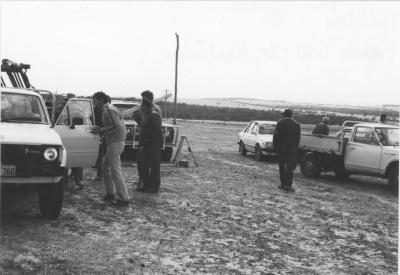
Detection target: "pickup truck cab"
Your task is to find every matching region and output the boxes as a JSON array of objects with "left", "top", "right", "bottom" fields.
[
  {"left": 1, "top": 87, "right": 100, "bottom": 218},
  {"left": 299, "top": 123, "right": 399, "bottom": 189},
  {"left": 238, "top": 121, "right": 277, "bottom": 161}
]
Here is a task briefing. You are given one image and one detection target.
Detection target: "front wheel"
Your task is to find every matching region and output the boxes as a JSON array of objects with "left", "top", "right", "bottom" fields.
[
  {"left": 38, "top": 175, "right": 64, "bottom": 219},
  {"left": 388, "top": 165, "right": 399, "bottom": 191},
  {"left": 300, "top": 153, "right": 321, "bottom": 178},
  {"left": 239, "top": 142, "right": 247, "bottom": 156}
]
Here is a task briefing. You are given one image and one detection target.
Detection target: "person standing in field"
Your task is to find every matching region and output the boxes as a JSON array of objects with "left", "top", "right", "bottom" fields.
[
  {"left": 312, "top": 116, "right": 330, "bottom": 135},
  {"left": 379, "top": 113, "right": 388, "bottom": 124},
  {"left": 91, "top": 91, "right": 130, "bottom": 205},
  {"left": 273, "top": 109, "right": 301, "bottom": 192},
  {"left": 134, "top": 90, "right": 162, "bottom": 191},
  {"left": 138, "top": 93, "right": 163, "bottom": 193}
]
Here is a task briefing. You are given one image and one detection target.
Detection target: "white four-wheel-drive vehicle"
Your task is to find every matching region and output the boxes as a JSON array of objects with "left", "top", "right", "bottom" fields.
[
  {"left": 237, "top": 121, "right": 277, "bottom": 161},
  {"left": 1, "top": 59, "right": 100, "bottom": 219},
  {"left": 298, "top": 123, "right": 399, "bottom": 189},
  {"left": 1, "top": 87, "right": 100, "bottom": 218},
  {"left": 112, "top": 100, "right": 179, "bottom": 161}
]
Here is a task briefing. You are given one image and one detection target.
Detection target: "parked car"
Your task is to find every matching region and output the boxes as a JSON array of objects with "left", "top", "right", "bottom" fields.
[
  {"left": 299, "top": 123, "right": 399, "bottom": 189},
  {"left": 1, "top": 87, "right": 100, "bottom": 219},
  {"left": 237, "top": 120, "right": 277, "bottom": 161},
  {"left": 111, "top": 100, "right": 179, "bottom": 161}
]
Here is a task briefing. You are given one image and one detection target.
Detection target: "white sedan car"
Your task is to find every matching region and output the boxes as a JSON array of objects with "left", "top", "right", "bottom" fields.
[{"left": 237, "top": 120, "right": 277, "bottom": 161}]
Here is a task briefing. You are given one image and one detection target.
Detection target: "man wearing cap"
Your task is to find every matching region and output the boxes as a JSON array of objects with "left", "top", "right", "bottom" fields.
[
  {"left": 312, "top": 117, "right": 330, "bottom": 135},
  {"left": 273, "top": 109, "right": 301, "bottom": 192}
]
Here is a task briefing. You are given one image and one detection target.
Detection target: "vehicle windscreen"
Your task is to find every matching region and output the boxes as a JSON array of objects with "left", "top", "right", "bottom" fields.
[
  {"left": 259, "top": 124, "right": 276, "bottom": 134},
  {"left": 1, "top": 92, "right": 48, "bottom": 124},
  {"left": 375, "top": 128, "right": 399, "bottom": 146}
]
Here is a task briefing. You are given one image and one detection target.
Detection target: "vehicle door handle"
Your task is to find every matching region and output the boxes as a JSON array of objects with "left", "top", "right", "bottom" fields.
[{"left": 349, "top": 147, "right": 355, "bottom": 151}]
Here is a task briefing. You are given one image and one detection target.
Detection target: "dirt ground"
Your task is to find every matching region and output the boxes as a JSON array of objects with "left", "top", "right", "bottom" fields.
[{"left": 0, "top": 121, "right": 398, "bottom": 274}]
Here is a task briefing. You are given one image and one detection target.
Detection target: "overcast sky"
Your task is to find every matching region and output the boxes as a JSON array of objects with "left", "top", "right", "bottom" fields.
[{"left": 1, "top": 1, "right": 399, "bottom": 106}]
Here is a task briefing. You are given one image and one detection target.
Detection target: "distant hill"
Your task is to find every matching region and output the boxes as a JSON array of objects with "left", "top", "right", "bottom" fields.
[{"left": 178, "top": 98, "right": 399, "bottom": 121}]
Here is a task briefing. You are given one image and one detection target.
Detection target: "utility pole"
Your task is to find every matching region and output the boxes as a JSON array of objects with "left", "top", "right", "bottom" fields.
[
  {"left": 164, "top": 89, "right": 168, "bottom": 119},
  {"left": 173, "top": 33, "right": 179, "bottom": 125}
]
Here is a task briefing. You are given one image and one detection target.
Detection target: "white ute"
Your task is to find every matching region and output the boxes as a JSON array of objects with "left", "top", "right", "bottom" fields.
[
  {"left": 1, "top": 87, "right": 100, "bottom": 219},
  {"left": 298, "top": 123, "right": 399, "bottom": 189}
]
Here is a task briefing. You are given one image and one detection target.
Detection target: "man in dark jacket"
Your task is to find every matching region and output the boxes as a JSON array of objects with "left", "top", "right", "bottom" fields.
[
  {"left": 273, "top": 109, "right": 301, "bottom": 192},
  {"left": 312, "top": 117, "right": 329, "bottom": 135},
  {"left": 134, "top": 90, "right": 162, "bottom": 191},
  {"left": 138, "top": 98, "right": 162, "bottom": 193}
]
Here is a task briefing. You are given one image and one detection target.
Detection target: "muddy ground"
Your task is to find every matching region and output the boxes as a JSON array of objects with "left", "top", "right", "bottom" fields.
[{"left": 0, "top": 121, "right": 398, "bottom": 274}]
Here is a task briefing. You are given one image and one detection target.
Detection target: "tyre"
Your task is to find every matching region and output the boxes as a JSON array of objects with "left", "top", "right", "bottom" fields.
[
  {"left": 38, "top": 176, "right": 64, "bottom": 219},
  {"left": 239, "top": 142, "right": 247, "bottom": 156},
  {"left": 255, "top": 144, "right": 263, "bottom": 161},
  {"left": 388, "top": 165, "right": 399, "bottom": 190},
  {"left": 161, "top": 147, "right": 173, "bottom": 162},
  {"left": 300, "top": 153, "right": 321, "bottom": 178}
]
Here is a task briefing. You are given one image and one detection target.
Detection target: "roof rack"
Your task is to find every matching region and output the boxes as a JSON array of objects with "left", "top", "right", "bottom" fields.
[{"left": 1, "top": 58, "right": 33, "bottom": 89}]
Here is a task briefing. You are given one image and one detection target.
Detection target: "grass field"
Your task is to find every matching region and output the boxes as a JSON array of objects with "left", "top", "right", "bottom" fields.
[{"left": 0, "top": 121, "right": 397, "bottom": 274}]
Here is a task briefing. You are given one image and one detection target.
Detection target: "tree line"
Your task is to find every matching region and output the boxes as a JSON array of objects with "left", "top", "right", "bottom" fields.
[
  {"left": 81, "top": 96, "right": 395, "bottom": 125},
  {"left": 160, "top": 102, "right": 372, "bottom": 125}
]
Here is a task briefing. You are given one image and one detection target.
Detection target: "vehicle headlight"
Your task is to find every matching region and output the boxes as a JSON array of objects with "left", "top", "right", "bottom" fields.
[{"left": 44, "top": 147, "right": 58, "bottom": 161}]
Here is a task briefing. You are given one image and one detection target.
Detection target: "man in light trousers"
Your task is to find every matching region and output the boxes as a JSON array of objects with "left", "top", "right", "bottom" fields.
[{"left": 91, "top": 91, "right": 130, "bottom": 206}]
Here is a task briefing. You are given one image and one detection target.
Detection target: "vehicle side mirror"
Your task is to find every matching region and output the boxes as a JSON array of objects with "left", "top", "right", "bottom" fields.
[{"left": 70, "top": 117, "right": 83, "bottom": 129}]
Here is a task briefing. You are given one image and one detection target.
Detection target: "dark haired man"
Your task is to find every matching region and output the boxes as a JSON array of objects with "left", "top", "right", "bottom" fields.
[
  {"left": 131, "top": 91, "right": 162, "bottom": 126},
  {"left": 134, "top": 90, "right": 162, "bottom": 190},
  {"left": 91, "top": 91, "right": 130, "bottom": 205},
  {"left": 273, "top": 109, "right": 301, "bottom": 192},
  {"left": 138, "top": 98, "right": 162, "bottom": 193}
]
